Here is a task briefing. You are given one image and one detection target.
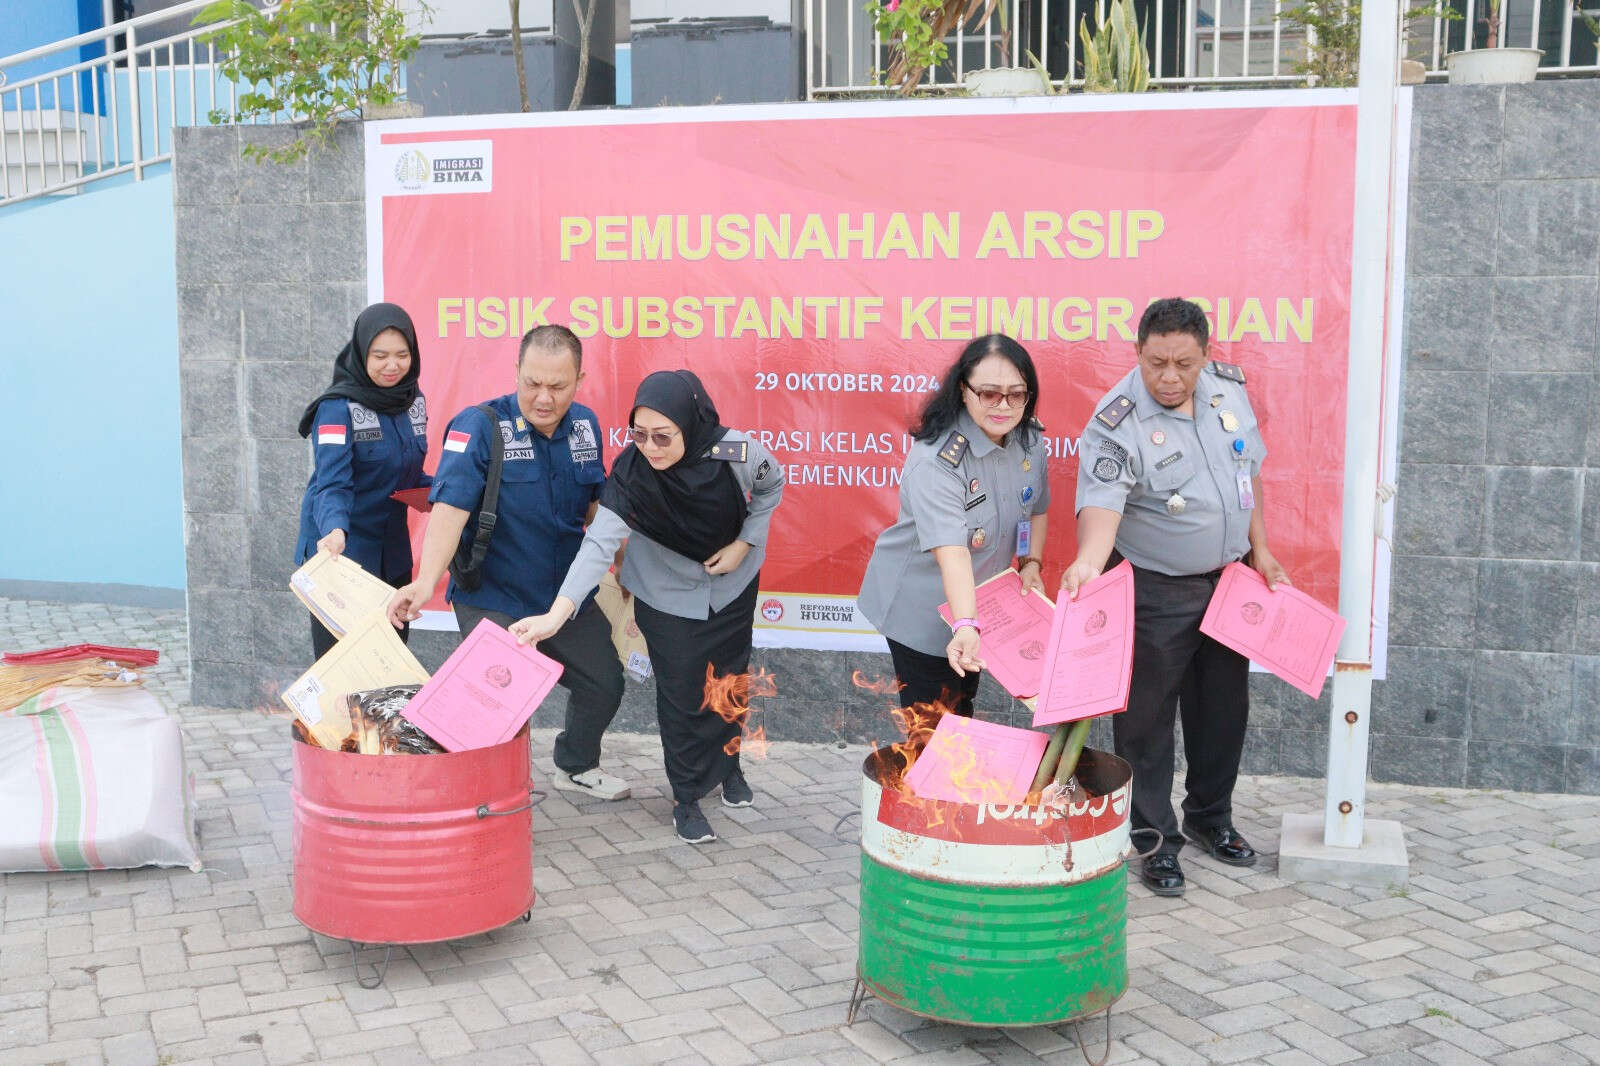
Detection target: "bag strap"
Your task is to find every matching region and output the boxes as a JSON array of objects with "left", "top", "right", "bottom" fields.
[{"left": 461, "top": 404, "right": 504, "bottom": 576}]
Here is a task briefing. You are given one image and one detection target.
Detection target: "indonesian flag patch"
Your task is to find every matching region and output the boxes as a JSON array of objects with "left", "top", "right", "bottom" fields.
[
  {"left": 317, "top": 424, "right": 347, "bottom": 446},
  {"left": 444, "top": 430, "right": 471, "bottom": 453}
]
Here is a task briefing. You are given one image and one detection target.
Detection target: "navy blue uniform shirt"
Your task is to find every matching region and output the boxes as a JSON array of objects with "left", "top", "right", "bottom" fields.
[
  {"left": 295, "top": 396, "right": 430, "bottom": 582},
  {"left": 429, "top": 395, "right": 606, "bottom": 617}
]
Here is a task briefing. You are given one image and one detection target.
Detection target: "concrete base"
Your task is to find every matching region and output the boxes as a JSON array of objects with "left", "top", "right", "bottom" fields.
[{"left": 1277, "top": 812, "right": 1409, "bottom": 888}]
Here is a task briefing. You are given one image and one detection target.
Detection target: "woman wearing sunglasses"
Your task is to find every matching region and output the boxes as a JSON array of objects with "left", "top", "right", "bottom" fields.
[
  {"left": 510, "top": 370, "right": 784, "bottom": 846},
  {"left": 858, "top": 334, "right": 1049, "bottom": 717}
]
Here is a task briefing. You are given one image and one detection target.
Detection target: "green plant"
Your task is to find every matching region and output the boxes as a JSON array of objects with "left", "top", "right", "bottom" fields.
[
  {"left": 1078, "top": 0, "right": 1150, "bottom": 92},
  {"left": 1575, "top": 2, "right": 1599, "bottom": 42},
  {"left": 1284, "top": 0, "right": 1457, "bottom": 86},
  {"left": 867, "top": 0, "right": 1000, "bottom": 92},
  {"left": 196, "top": 0, "right": 426, "bottom": 163}
]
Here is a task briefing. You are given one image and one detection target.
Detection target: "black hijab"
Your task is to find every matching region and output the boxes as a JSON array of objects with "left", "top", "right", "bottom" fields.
[
  {"left": 600, "top": 370, "right": 749, "bottom": 562},
  {"left": 297, "top": 303, "right": 423, "bottom": 438}
]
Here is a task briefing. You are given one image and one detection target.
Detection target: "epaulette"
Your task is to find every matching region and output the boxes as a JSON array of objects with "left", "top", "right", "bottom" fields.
[
  {"left": 708, "top": 439, "right": 748, "bottom": 462},
  {"left": 937, "top": 431, "right": 969, "bottom": 467},
  {"left": 1208, "top": 360, "right": 1246, "bottom": 385},
  {"left": 1094, "top": 395, "right": 1134, "bottom": 430}
]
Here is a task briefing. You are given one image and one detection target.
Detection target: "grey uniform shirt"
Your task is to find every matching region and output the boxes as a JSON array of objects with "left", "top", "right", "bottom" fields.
[
  {"left": 858, "top": 410, "right": 1051, "bottom": 657},
  {"left": 555, "top": 430, "right": 785, "bottom": 620},
  {"left": 1075, "top": 362, "right": 1266, "bottom": 577}
]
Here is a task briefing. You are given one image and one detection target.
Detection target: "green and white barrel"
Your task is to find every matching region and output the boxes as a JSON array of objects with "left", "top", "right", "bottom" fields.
[{"left": 857, "top": 747, "right": 1132, "bottom": 1028}]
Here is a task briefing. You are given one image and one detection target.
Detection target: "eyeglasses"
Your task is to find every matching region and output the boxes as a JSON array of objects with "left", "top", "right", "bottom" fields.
[
  {"left": 627, "top": 426, "right": 680, "bottom": 448},
  {"left": 964, "top": 382, "right": 1032, "bottom": 409}
]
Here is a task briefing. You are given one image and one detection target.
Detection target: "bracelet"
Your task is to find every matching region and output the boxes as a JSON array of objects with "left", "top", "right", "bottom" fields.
[
  {"left": 950, "top": 617, "right": 981, "bottom": 635},
  {"left": 1016, "top": 556, "right": 1042, "bottom": 571}
]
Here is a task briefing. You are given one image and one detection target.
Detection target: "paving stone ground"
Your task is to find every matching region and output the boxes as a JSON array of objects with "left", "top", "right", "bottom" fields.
[{"left": 3, "top": 595, "right": 1599, "bottom": 1066}]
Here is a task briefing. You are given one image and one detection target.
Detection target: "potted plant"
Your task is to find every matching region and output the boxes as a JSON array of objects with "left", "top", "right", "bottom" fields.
[
  {"left": 197, "top": 0, "right": 428, "bottom": 163},
  {"left": 1076, "top": 0, "right": 1150, "bottom": 92},
  {"left": 1445, "top": 0, "right": 1543, "bottom": 83}
]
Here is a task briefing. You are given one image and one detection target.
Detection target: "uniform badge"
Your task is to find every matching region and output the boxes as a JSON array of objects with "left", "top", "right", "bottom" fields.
[
  {"left": 938, "top": 431, "right": 970, "bottom": 468},
  {"left": 516, "top": 416, "right": 526, "bottom": 432},
  {"left": 1166, "top": 492, "right": 1187, "bottom": 516},
  {"left": 1020, "top": 485, "right": 1035, "bottom": 504},
  {"left": 1092, "top": 457, "right": 1121, "bottom": 483},
  {"left": 1095, "top": 396, "right": 1134, "bottom": 429},
  {"left": 970, "top": 528, "right": 987, "bottom": 549},
  {"left": 1220, "top": 411, "right": 1240, "bottom": 433},
  {"left": 969, "top": 477, "right": 980, "bottom": 493},
  {"left": 1022, "top": 458, "right": 1032, "bottom": 472},
  {"left": 1209, "top": 395, "right": 1224, "bottom": 408},
  {"left": 1150, "top": 430, "right": 1166, "bottom": 446}
]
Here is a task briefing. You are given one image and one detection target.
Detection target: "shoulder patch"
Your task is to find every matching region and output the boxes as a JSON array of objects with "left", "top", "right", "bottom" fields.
[
  {"left": 1095, "top": 395, "right": 1135, "bottom": 430},
  {"left": 937, "top": 431, "right": 970, "bottom": 468},
  {"left": 1209, "top": 360, "right": 1246, "bottom": 385},
  {"left": 708, "top": 439, "right": 749, "bottom": 463}
]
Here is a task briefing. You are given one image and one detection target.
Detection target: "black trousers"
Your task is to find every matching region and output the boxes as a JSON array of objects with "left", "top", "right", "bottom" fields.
[
  {"left": 885, "top": 638, "right": 979, "bottom": 718},
  {"left": 1113, "top": 563, "right": 1250, "bottom": 857},
  {"left": 632, "top": 577, "right": 759, "bottom": 805},
  {"left": 453, "top": 599, "right": 624, "bottom": 775},
  {"left": 309, "top": 572, "right": 410, "bottom": 660}
]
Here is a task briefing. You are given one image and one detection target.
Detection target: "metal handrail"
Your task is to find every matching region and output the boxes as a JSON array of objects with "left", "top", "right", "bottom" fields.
[
  {"left": 0, "top": 0, "right": 293, "bottom": 206},
  {"left": 803, "top": 0, "right": 1600, "bottom": 97}
]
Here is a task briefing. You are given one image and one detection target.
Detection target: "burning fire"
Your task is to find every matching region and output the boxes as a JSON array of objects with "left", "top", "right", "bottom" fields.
[
  {"left": 854, "top": 672, "right": 950, "bottom": 795},
  {"left": 701, "top": 666, "right": 777, "bottom": 759}
]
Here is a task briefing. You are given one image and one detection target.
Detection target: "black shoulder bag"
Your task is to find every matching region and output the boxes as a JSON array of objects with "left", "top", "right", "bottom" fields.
[{"left": 447, "top": 405, "right": 504, "bottom": 592}]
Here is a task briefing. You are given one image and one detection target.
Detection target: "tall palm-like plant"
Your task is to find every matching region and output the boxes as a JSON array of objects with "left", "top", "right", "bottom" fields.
[{"left": 1078, "top": 0, "right": 1150, "bottom": 92}]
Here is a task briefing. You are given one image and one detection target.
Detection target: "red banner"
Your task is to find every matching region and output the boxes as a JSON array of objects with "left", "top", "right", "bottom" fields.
[{"left": 368, "top": 97, "right": 1356, "bottom": 649}]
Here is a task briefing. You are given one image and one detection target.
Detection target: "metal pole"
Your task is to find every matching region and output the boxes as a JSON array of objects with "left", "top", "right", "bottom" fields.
[
  {"left": 126, "top": 23, "right": 144, "bottom": 177},
  {"left": 1324, "top": 0, "right": 1401, "bottom": 849}
]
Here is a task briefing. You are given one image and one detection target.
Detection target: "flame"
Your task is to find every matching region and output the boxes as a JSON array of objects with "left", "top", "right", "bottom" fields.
[
  {"left": 863, "top": 690, "right": 952, "bottom": 795},
  {"left": 702, "top": 666, "right": 777, "bottom": 760}
]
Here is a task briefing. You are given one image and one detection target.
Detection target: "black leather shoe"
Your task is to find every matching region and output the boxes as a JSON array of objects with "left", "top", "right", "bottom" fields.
[
  {"left": 1183, "top": 822, "right": 1258, "bottom": 867},
  {"left": 1140, "top": 853, "right": 1185, "bottom": 897}
]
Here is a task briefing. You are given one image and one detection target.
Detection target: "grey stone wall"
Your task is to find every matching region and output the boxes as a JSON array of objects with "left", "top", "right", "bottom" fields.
[
  {"left": 1243, "top": 80, "right": 1600, "bottom": 794},
  {"left": 175, "top": 80, "right": 1600, "bottom": 794},
  {"left": 174, "top": 123, "right": 370, "bottom": 711}
]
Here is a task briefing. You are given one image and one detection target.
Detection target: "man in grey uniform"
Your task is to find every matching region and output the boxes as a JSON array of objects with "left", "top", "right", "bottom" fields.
[{"left": 1062, "top": 298, "right": 1290, "bottom": 897}]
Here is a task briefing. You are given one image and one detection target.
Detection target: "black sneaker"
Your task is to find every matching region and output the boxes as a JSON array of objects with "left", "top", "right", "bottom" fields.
[
  {"left": 721, "top": 767, "right": 754, "bottom": 808},
  {"left": 673, "top": 801, "right": 716, "bottom": 844}
]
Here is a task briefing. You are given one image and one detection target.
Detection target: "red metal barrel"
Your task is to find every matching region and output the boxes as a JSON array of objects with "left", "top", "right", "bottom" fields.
[{"left": 291, "top": 727, "right": 535, "bottom": 945}]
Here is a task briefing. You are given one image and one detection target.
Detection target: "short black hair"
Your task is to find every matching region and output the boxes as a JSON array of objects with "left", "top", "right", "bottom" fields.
[
  {"left": 910, "top": 334, "right": 1041, "bottom": 451},
  {"left": 519, "top": 323, "right": 583, "bottom": 369},
  {"left": 1138, "top": 298, "right": 1209, "bottom": 349}
]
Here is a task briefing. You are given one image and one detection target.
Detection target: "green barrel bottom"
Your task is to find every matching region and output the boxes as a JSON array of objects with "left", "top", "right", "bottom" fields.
[{"left": 858, "top": 852, "right": 1127, "bottom": 1027}]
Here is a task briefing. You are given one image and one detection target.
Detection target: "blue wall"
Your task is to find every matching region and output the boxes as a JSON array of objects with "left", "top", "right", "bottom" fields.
[{"left": 0, "top": 172, "right": 185, "bottom": 591}]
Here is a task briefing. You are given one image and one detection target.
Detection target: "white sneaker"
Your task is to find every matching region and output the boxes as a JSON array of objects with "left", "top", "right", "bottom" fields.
[{"left": 552, "top": 768, "right": 632, "bottom": 800}]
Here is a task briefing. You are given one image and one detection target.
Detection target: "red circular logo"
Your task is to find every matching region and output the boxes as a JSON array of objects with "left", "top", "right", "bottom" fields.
[{"left": 761, "top": 599, "right": 784, "bottom": 622}]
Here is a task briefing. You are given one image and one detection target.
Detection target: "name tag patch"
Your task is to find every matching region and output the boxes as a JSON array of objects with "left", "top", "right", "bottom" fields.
[
  {"left": 1156, "top": 451, "right": 1184, "bottom": 470},
  {"left": 568, "top": 418, "right": 601, "bottom": 464},
  {"left": 965, "top": 493, "right": 988, "bottom": 511},
  {"left": 350, "top": 402, "right": 382, "bottom": 443}
]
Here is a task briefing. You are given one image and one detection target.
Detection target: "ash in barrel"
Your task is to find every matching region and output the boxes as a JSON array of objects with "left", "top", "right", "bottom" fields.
[{"left": 289, "top": 684, "right": 445, "bottom": 755}]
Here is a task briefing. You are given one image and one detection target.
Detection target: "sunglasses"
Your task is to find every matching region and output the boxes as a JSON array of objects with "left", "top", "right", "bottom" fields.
[
  {"left": 964, "top": 382, "right": 1032, "bottom": 409},
  {"left": 627, "top": 426, "right": 681, "bottom": 448}
]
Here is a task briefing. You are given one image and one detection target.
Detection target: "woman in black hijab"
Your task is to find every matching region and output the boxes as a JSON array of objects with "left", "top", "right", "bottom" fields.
[
  {"left": 511, "top": 371, "right": 785, "bottom": 845},
  {"left": 294, "top": 303, "right": 431, "bottom": 658}
]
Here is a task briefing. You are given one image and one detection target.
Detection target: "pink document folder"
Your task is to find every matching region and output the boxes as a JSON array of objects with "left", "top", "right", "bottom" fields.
[
  {"left": 1032, "top": 561, "right": 1135, "bottom": 727},
  {"left": 903, "top": 714, "right": 1050, "bottom": 805},
  {"left": 400, "top": 619, "right": 564, "bottom": 752},
  {"left": 1200, "top": 562, "right": 1346, "bottom": 699},
  {"left": 938, "top": 569, "right": 1056, "bottom": 699}
]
